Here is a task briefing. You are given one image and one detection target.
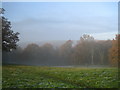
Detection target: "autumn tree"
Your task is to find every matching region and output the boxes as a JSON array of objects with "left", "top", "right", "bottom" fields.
[
  {"left": 22, "top": 43, "right": 40, "bottom": 62},
  {"left": 0, "top": 8, "right": 19, "bottom": 52},
  {"left": 59, "top": 40, "right": 73, "bottom": 65},
  {"left": 73, "top": 34, "right": 95, "bottom": 65},
  {"left": 73, "top": 41, "right": 86, "bottom": 65},
  {"left": 109, "top": 34, "right": 120, "bottom": 67},
  {"left": 40, "top": 43, "right": 54, "bottom": 60}
]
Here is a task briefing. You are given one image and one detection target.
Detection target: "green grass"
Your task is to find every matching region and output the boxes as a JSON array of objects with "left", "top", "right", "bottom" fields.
[{"left": 2, "top": 65, "right": 119, "bottom": 88}]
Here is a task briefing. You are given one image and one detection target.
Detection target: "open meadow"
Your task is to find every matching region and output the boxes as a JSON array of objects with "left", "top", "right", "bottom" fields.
[{"left": 2, "top": 65, "right": 119, "bottom": 88}]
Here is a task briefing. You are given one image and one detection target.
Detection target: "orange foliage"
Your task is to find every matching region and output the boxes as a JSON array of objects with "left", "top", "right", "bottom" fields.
[{"left": 109, "top": 34, "right": 120, "bottom": 67}]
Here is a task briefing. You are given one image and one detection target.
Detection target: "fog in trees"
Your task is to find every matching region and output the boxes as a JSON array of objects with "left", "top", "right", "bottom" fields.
[{"left": 3, "top": 34, "right": 117, "bottom": 67}]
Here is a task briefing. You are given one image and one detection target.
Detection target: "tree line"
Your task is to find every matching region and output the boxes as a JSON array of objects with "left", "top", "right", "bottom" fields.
[{"left": 3, "top": 34, "right": 119, "bottom": 66}]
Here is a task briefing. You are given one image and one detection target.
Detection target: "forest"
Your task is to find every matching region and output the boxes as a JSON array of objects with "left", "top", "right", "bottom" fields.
[{"left": 3, "top": 34, "right": 119, "bottom": 67}]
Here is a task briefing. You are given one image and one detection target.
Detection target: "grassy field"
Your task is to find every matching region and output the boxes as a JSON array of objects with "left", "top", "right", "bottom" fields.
[{"left": 2, "top": 65, "right": 119, "bottom": 88}]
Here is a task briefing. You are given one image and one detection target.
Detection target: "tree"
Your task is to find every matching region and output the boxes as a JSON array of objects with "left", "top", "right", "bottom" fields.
[
  {"left": 59, "top": 40, "right": 73, "bottom": 65},
  {"left": 0, "top": 8, "right": 19, "bottom": 52},
  {"left": 73, "top": 41, "right": 86, "bottom": 65},
  {"left": 41, "top": 43, "right": 54, "bottom": 60},
  {"left": 109, "top": 34, "right": 120, "bottom": 66},
  {"left": 74, "top": 34, "right": 95, "bottom": 65},
  {"left": 80, "top": 34, "right": 95, "bottom": 64},
  {"left": 95, "top": 40, "right": 112, "bottom": 65},
  {"left": 23, "top": 43, "right": 40, "bottom": 60}
]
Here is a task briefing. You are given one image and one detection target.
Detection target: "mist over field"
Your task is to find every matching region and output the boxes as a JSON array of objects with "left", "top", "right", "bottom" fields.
[
  {"left": 3, "top": 38, "right": 112, "bottom": 66},
  {"left": 1, "top": 2, "right": 119, "bottom": 88}
]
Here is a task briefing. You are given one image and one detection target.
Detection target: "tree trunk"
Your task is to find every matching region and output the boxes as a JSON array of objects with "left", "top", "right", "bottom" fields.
[{"left": 91, "top": 48, "right": 94, "bottom": 65}]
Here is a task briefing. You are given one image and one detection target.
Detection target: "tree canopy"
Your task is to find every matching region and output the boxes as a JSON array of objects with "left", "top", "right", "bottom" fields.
[{"left": 0, "top": 8, "right": 19, "bottom": 52}]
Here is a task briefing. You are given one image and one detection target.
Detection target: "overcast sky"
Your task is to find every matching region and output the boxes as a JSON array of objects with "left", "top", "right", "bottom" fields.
[{"left": 3, "top": 2, "right": 118, "bottom": 43}]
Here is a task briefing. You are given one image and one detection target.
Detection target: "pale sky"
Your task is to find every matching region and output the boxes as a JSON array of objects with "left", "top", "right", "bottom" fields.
[{"left": 2, "top": 2, "right": 118, "bottom": 43}]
